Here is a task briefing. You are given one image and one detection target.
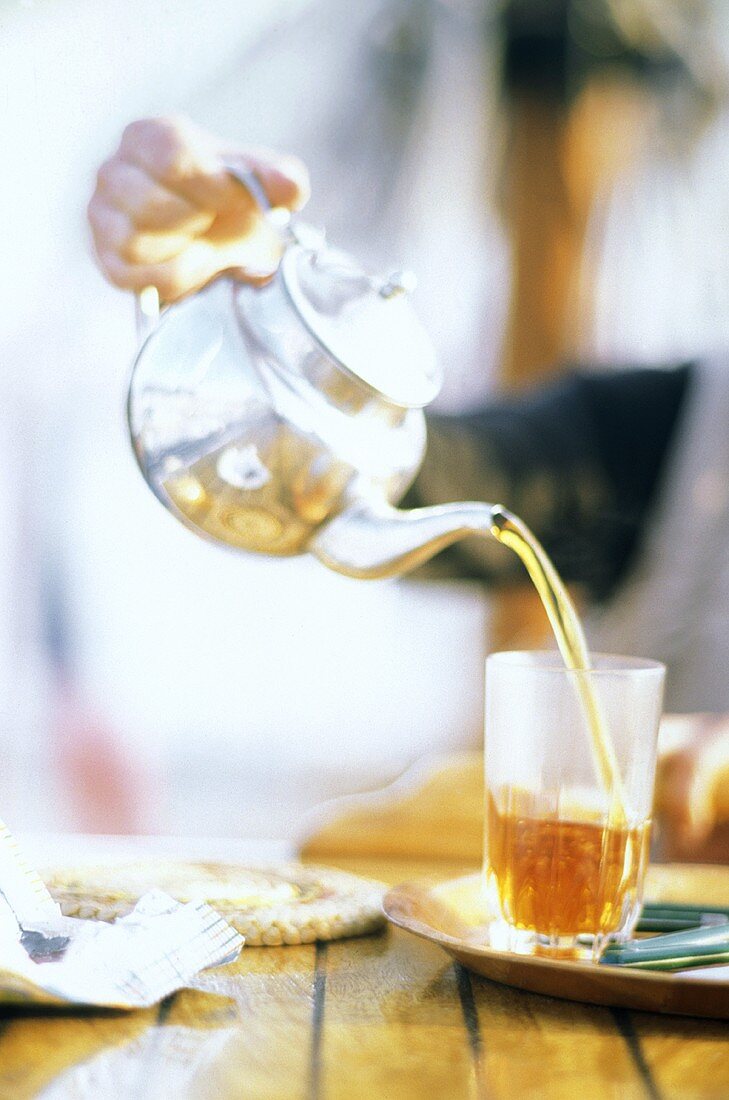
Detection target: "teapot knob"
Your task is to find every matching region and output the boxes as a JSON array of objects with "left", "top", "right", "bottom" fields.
[{"left": 377, "top": 270, "right": 417, "bottom": 299}]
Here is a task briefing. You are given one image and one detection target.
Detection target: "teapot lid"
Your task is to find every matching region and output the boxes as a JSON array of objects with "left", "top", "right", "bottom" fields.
[{"left": 279, "top": 241, "right": 441, "bottom": 409}]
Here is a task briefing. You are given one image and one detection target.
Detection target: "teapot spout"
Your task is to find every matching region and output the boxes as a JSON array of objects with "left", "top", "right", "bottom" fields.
[{"left": 309, "top": 499, "right": 500, "bottom": 580}]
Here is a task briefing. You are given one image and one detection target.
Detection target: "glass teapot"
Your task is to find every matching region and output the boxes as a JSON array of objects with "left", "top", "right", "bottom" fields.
[{"left": 127, "top": 168, "right": 503, "bottom": 578}]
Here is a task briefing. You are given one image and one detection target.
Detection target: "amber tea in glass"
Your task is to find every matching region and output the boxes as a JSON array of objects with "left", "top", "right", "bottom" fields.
[{"left": 483, "top": 652, "right": 665, "bottom": 959}]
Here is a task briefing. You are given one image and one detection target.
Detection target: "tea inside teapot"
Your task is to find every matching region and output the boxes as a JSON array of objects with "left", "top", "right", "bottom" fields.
[{"left": 129, "top": 272, "right": 429, "bottom": 557}]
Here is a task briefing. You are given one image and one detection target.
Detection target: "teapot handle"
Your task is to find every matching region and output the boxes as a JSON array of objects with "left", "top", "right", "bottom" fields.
[
  {"left": 134, "top": 166, "right": 288, "bottom": 344},
  {"left": 226, "top": 164, "right": 273, "bottom": 215}
]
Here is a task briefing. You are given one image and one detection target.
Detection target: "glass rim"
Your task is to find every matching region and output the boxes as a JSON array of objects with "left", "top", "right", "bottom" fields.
[{"left": 485, "top": 650, "right": 666, "bottom": 676}]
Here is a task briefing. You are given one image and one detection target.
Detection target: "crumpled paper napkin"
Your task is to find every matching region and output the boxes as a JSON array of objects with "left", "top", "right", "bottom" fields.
[{"left": 0, "top": 885, "right": 243, "bottom": 1009}]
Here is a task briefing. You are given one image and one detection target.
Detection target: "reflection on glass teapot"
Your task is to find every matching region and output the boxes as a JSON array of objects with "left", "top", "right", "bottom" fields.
[{"left": 128, "top": 168, "right": 503, "bottom": 579}]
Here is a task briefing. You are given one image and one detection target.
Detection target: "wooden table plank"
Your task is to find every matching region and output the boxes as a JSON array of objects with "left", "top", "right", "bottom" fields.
[
  {"left": 319, "top": 928, "right": 479, "bottom": 1100},
  {"left": 0, "top": 1008, "right": 153, "bottom": 1100},
  {"left": 467, "top": 971, "right": 649, "bottom": 1100},
  {"left": 630, "top": 1014, "right": 729, "bottom": 1100},
  {"left": 180, "top": 943, "right": 318, "bottom": 1100},
  {"left": 0, "top": 947, "right": 318, "bottom": 1100},
  {"left": 0, "top": 849, "right": 726, "bottom": 1098},
  {"left": 636, "top": 856, "right": 729, "bottom": 1099}
]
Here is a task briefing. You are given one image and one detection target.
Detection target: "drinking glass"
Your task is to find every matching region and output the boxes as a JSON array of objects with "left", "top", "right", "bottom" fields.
[{"left": 483, "top": 651, "right": 665, "bottom": 959}]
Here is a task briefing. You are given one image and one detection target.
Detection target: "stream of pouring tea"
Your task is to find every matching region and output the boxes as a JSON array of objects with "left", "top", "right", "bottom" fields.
[{"left": 489, "top": 506, "right": 626, "bottom": 820}]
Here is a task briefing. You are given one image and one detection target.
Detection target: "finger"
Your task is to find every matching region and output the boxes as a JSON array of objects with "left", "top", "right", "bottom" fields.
[
  {"left": 88, "top": 196, "right": 133, "bottom": 256},
  {"left": 97, "top": 217, "right": 285, "bottom": 301},
  {"left": 120, "top": 116, "right": 250, "bottom": 213},
  {"left": 96, "top": 239, "right": 232, "bottom": 301},
  {"left": 88, "top": 194, "right": 194, "bottom": 266},
  {"left": 120, "top": 117, "right": 309, "bottom": 215},
  {"left": 96, "top": 158, "right": 214, "bottom": 235},
  {"left": 214, "top": 220, "right": 285, "bottom": 281}
]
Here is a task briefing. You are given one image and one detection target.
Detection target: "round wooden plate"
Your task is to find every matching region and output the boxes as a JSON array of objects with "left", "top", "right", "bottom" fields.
[{"left": 384, "top": 874, "right": 729, "bottom": 1019}]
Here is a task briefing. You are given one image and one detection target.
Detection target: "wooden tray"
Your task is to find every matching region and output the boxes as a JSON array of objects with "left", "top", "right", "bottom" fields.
[{"left": 384, "top": 874, "right": 729, "bottom": 1019}]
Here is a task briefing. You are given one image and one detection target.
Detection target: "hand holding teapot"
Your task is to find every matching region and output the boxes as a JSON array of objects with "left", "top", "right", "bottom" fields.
[
  {"left": 91, "top": 117, "right": 504, "bottom": 579},
  {"left": 88, "top": 116, "right": 310, "bottom": 301}
]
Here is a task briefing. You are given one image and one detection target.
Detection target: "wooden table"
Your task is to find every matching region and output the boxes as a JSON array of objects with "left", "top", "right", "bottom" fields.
[{"left": 1, "top": 847, "right": 728, "bottom": 1100}]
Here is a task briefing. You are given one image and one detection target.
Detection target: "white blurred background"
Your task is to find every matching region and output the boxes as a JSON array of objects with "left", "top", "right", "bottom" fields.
[
  {"left": 0, "top": 0, "right": 498, "bottom": 838},
  {"left": 3, "top": 0, "right": 729, "bottom": 838}
]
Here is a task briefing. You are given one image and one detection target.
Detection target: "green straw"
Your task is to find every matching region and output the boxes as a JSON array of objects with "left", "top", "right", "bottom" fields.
[
  {"left": 601, "top": 922, "right": 729, "bottom": 971},
  {"left": 637, "top": 902, "right": 729, "bottom": 933},
  {"left": 642, "top": 901, "right": 729, "bottom": 916}
]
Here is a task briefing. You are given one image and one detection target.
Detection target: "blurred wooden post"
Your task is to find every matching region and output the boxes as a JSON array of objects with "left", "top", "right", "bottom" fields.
[
  {"left": 501, "top": 96, "right": 574, "bottom": 390},
  {"left": 493, "top": 73, "right": 655, "bottom": 649}
]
